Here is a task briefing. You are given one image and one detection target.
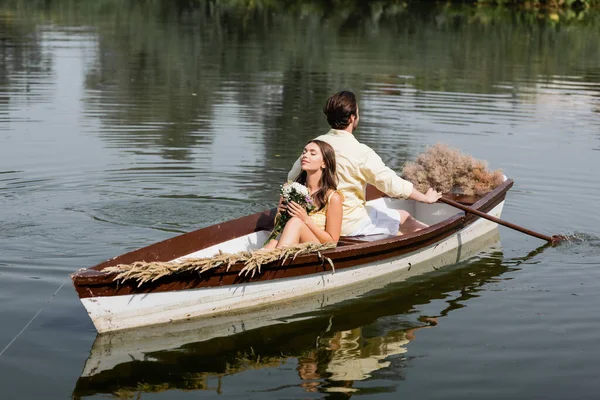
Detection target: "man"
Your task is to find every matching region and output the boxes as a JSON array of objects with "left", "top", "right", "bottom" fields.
[{"left": 287, "top": 90, "right": 441, "bottom": 237}]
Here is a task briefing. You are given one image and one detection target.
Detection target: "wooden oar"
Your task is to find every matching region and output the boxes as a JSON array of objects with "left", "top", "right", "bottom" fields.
[{"left": 439, "top": 197, "right": 565, "bottom": 245}]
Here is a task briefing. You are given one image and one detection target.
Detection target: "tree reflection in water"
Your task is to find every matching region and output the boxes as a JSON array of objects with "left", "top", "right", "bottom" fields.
[{"left": 1, "top": 0, "right": 599, "bottom": 202}]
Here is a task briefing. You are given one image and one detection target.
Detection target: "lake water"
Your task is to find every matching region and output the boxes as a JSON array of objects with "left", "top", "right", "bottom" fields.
[{"left": 1, "top": 1, "right": 600, "bottom": 399}]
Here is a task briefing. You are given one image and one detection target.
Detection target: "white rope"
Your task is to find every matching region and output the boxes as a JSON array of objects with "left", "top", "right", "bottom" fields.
[{"left": 0, "top": 280, "right": 66, "bottom": 358}]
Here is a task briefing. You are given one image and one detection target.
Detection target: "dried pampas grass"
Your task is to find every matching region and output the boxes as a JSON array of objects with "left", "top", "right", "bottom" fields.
[
  {"left": 104, "top": 242, "right": 336, "bottom": 287},
  {"left": 401, "top": 143, "right": 504, "bottom": 197}
]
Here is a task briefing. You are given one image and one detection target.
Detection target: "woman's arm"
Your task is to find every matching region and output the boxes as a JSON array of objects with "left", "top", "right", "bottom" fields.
[
  {"left": 323, "top": 192, "right": 343, "bottom": 243},
  {"left": 286, "top": 192, "right": 343, "bottom": 244}
]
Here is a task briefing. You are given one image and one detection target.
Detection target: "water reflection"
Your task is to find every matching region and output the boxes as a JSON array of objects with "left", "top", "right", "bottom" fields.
[
  {"left": 82, "top": 20, "right": 217, "bottom": 162},
  {"left": 2, "top": 0, "right": 599, "bottom": 200},
  {"left": 0, "top": 9, "right": 53, "bottom": 122},
  {"left": 4, "top": 0, "right": 600, "bottom": 158},
  {"left": 72, "top": 230, "right": 540, "bottom": 398}
]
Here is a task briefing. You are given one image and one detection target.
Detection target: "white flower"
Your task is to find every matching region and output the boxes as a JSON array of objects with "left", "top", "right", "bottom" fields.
[
  {"left": 281, "top": 182, "right": 310, "bottom": 200},
  {"left": 291, "top": 182, "right": 309, "bottom": 196},
  {"left": 266, "top": 181, "right": 315, "bottom": 244}
]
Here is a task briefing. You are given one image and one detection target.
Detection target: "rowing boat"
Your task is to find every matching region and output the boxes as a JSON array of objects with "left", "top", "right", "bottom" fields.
[
  {"left": 70, "top": 178, "right": 514, "bottom": 333},
  {"left": 73, "top": 230, "right": 507, "bottom": 398},
  {"left": 76, "top": 228, "right": 502, "bottom": 382}
]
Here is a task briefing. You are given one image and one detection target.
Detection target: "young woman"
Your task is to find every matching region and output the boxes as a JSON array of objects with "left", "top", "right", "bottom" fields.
[{"left": 265, "top": 140, "right": 343, "bottom": 249}]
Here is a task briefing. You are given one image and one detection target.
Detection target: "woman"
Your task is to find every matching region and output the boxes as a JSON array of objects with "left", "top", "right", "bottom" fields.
[{"left": 265, "top": 140, "right": 343, "bottom": 249}]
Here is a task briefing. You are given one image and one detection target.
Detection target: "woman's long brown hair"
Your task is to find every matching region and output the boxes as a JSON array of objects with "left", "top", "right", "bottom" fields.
[{"left": 294, "top": 140, "right": 338, "bottom": 211}]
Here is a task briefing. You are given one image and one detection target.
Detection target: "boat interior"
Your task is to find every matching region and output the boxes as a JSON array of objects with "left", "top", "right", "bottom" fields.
[{"left": 177, "top": 197, "right": 468, "bottom": 261}]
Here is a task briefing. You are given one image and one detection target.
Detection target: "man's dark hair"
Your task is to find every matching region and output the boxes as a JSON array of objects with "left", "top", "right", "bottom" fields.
[{"left": 323, "top": 91, "right": 357, "bottom": 129}]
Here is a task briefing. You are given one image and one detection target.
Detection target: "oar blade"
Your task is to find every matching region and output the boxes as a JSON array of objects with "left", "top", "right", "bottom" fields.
[{"left": 551, "top": 235, "right": 568, "bottom": 246}]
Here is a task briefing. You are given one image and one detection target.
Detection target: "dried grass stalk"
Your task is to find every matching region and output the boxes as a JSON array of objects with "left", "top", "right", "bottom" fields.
[
  {"left": 401, "top": 143, "right": 504, "bottom": 196},
  {"left": 104, "top": 242, "right": 336, "bottom": 287}
]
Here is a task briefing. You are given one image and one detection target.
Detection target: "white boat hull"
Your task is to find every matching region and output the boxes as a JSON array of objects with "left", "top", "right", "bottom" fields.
[
  {"left": 81, "top": 229, "right": 501, "bottom": 377},
  {"left": 80, "top": 201, "right": 505, "bottom": 333}
]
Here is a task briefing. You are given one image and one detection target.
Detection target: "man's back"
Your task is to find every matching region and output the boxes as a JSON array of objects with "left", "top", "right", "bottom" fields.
[{"left": 288, "top": 129, "right": 413, "bottom": 236}]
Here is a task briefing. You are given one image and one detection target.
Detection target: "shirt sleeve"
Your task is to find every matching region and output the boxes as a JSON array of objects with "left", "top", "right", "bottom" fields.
[
  {"left": 362, "top": 147, "right": 414, "bottom": 198},
  {"left": 287, "top": 156, "right": 302, "bottom": 182}
]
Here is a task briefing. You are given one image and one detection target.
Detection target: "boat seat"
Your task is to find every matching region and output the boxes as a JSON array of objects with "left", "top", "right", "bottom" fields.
[{"left": 339, "top": 233, "right": 398, "bottom": 244}]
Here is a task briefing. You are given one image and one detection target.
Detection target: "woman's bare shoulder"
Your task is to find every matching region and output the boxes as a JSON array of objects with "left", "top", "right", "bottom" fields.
[{"left": 328, "top": 190, "right": 343, "bottom": 204}]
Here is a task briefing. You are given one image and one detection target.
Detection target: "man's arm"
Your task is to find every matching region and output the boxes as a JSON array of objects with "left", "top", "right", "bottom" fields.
[
  {"left": 287, "top": 156, "right": 302, "bottom": 182},
  {"left": 362, "top": 149, "right": 414, "bottom": 198},
  {"left": 408, "top": 187, "right": 442, "bottom": 204},
  {"left": 362, "top": 148, "right": 441, "bottom": 203}
]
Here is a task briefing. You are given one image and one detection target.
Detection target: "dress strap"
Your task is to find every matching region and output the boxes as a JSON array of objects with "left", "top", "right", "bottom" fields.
[{"left": 327, "top": 190, "right": 343, "bottom": 203}]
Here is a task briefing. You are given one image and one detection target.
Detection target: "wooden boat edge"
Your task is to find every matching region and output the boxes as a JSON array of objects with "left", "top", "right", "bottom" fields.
[{"left": 71, "top": 179, "right": 513, "bottom": 298}]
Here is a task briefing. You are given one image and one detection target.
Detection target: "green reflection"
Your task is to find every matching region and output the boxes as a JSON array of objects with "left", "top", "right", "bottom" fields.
[
  {"left": 1, "top": 1, "right": 598, "bottom": 168},
  {"left": 0, "top": 9, "right": 53, "bottom": 108},
  {"left": 1, "top": 0, "right": 599, "bottom": 197}
]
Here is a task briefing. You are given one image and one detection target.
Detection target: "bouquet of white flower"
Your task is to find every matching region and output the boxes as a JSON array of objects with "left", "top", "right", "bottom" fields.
[{"left": 265, "top": 182, "right": 315, "bottom": 245}]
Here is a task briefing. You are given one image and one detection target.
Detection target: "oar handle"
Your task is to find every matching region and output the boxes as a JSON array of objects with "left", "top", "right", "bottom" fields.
[{"left": 439, "top": 197, "right": 555, "bottom": 243}]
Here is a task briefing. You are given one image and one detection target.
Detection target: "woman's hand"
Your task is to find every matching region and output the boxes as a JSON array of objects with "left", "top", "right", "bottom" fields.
[
  {"left": 287, "top": 201, "right": 309, "bottom": 222},
  {"left": 277, "top": 196, "right": 287, "bottom": 214}
]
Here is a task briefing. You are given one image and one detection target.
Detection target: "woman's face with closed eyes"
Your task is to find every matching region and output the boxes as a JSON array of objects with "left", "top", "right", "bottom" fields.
[{"left": 300, "top": 142, "right": 325, "bottom": 173}]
